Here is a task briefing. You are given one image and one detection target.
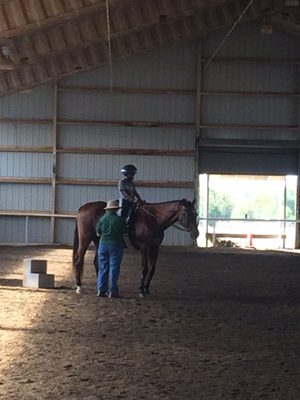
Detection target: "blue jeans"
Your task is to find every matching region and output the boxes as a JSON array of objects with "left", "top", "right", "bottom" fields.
[{"left": 97, "top": 243, "right": 123, "bottom": 294}]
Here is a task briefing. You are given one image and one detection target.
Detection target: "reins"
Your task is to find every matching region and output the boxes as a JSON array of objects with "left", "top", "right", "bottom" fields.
[{"left": 139, "top": 205, "right": 190, "bottom": 232}]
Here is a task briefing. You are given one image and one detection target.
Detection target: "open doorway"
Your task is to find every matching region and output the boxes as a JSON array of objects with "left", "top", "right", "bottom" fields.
[{"left": 198, "top": 174, "right": 297, "bottom": 249}]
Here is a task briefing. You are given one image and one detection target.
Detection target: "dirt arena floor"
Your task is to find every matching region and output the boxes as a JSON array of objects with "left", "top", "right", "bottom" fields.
[{"left": 0, "top": 245, "right": 300, "bottom": 400}]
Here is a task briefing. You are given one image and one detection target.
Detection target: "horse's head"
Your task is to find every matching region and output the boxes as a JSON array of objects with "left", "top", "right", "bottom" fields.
[{"left": 178, "top": 199, "right": 199, "bottom": 240}]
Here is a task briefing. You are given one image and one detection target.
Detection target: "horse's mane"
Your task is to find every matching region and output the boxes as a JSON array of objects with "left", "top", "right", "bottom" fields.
[{"left": 144, "top": 199, "right": 189, "bottom": 206}]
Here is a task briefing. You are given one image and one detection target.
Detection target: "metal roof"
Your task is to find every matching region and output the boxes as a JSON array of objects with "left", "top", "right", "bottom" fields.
[{"left": 0, "top": 0, "right": 299, "bottom": 95}]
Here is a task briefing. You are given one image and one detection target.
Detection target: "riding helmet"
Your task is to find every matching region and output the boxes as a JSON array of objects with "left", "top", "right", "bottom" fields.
[{"left": 121, "top": 164, "right": 137, "bottom": 176}]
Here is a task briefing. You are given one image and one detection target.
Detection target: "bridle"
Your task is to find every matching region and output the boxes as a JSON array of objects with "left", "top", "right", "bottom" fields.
[{"left": 139, "top": 203, "right": 196, "bottom": 233}]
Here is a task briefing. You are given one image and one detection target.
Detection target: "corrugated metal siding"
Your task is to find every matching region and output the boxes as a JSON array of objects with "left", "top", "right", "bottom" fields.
[
  {"left": 203, "top": 63, "right": 297, "bottom": 93},
  {"left": 27, "top": 218, "right": 51, "bottom": 243},
  {"left": 64, "top": 42, "right": 197, "bottom": 89},
  {"left": 0, "top": 215, "right": 50, "bottom": 243},
  {"left": 0, "top": 84, "right": 53, "bottom": 242},
  {"left": 0, "top": 217, "right": 25, "bottom": 242},
  {"left": 57, "top": 154, "right": 194, "bottom": 181},
  {"left": 59, "top": 92, "right": 195, "bottom": 123},
  {"left": 201, "top": 22, "right": 299, "bottom": 142},
  {"left": 0, "top": 85, "right": 53, "bottom": 119},
  {"left": 0, "top": 124, "right": 52, "bottom": 146},
  {"left": 0, "top": 184, "right": 51, "bottom": 211},
  {"left": 202, "top": 96, "right": 297, "bottom": 125},
  {"left": 0, "top": 153, "right": 52, "bottom": 177},
  {"left": 58, "top": 125, "right": 194, "bottom": 150},
  {"left": 203, "top": 23, "right": 300, "bottom": 59}
]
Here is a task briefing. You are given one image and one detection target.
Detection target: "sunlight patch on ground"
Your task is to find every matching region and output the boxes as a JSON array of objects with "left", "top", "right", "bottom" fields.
[{"left": 0, "top": 248, "right": 74, "bottom": 375}]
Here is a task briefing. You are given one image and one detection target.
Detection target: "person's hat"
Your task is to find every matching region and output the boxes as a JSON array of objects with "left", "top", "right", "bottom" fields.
[{"left": 104, "top": 199, "right": 121, "bottom": 210}]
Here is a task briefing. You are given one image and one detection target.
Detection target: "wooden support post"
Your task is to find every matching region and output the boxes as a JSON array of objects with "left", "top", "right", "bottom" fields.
[
  {"left": 194, "top": 40, "right": 202, "bottom": 244},
  {"left": 295, "top": 69, "right": 300, "bottom": 249},
  {"left": 50, "top": 82, "right": 58, "bottom": 244}
]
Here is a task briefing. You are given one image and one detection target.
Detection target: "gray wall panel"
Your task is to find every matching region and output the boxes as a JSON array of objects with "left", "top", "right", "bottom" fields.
[
  {"left": 0, "top": 85, "right": 53, "bottom": 119},
  {"left": 200, "top": 22, "right": 300, "bottom": 144},
  {"left": 27, "top": 217, "right": 51, "bottom": 243},
  {"left": 64, "top": 41, "right": 197, "bottom": 89},
  {"left": 0, "top": 152, "right": 52, "bottom": 177},
  {"left": 0, "top": 184, "right": 51, "bottom": 211},
  {"left": 203, "top": 63, "right": 297, "bottom": 92},
  {"left": 58, "top": 125, "right": 195, "bottom": 150},
  {"left": 0, "top": 217, "right": 25, "bottom": 242},
  {"left": 201, "top": 128, "right": 297, "bottom": 141},
  {"left": 202, "top": 96, "right": 298, "bottom": 125},
  {"left": 57, "top": 154, "right": 194, "bottom": 181},
  {"left": 0, "top": 124, "right": 52, "bottom": 146},
  {"left": 0, "top": 216, "right": 50, "bottom": 243},
  {"left": 56, "top": 185, "right": 119, "bottom": 212},
  {"left": 59, "top": 92, "right": 195, "bottom": 123},
  {"left": 203, "top": 22, "right": 300, "bottom": 59},
  {"left": 55, "top": 218, "right": 75, "bottom": 245}
]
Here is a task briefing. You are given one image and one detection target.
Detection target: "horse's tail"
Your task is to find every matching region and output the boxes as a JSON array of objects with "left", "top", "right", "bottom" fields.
[{"left": 72, "top": 219, "right": 79, "bottom": 276}]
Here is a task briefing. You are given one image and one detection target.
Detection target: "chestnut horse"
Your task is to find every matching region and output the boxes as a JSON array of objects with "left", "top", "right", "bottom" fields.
[{"left": 72, "top": 199, "right": 199, "bottom": 296}]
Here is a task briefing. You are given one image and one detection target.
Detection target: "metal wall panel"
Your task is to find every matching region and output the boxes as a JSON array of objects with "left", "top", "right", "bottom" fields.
[
  {"left": 0, "top": 152, "right": 52, "bottom": 177},
  {"left": 0, "top": 216, "right": 50, "bottom": 243},
  {"left": 54, "top": 218, "right": 75, "bottom": 245},
  {"left": 203, "top": 22, "right": 300, "bottom": 59},
  {"left": 202, "top": 96, "right": 297, "bottom": 126},
  {"left": 64, "top": 42, "right": 197, "bottom": 89},
  {"left": 199, "top": 22, "right": 300, "bottom": 145},
  {"left": 27, "top": 217, "right": 51, "bottom": 243},
  {"left": 56, "top": 185, "right": 119, "bottom": 213},
  {"left": 0, "top": 84, "right": 54, "bottom": 241},
  {"left": 0, "top": 184, "right": 51, "bottom": 211},
  {"left": 58, "top": 125, "right": 195, "bottom": 150},
  {"left": 0, "top": 124, "right": 52, "bottom": 146},
  {"left": 0, "top": 216, "right": 25, "bottom": 242},
  {"left": 201, "top": 128, "right": 297, "bottom": 141},
  {"left": 59, "top": 92, "right": 195, "bottom": 123},
  {"left": 0, "top": 85, "right": 53, "bottom": 119},
  {"left": 203, "top": 63, "right": 297, "bottom": 93},
  {"left": 57, "top": 154, "right": 194, "bottom": 181}
]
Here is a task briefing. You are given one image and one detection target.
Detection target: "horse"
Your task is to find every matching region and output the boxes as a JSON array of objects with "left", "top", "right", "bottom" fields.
[{"left": 72, "top": 199, "right": 199, "bottom": 296}]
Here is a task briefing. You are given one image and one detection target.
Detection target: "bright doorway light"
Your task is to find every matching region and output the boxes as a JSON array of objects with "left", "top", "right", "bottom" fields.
[{"left": 198, "top": 174, "right": 297, "bottom": 249}]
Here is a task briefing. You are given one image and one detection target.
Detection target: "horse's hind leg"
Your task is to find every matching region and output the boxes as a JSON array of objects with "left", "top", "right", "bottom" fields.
[
  {"left": 139, "top": 250, "right": 149, "bottom": 297},
  {"left": 92, "top": 236, "right": 100, "bottom": 277},
  {"left": 144, "top": 246, "right": 159, "bottom": 295},
  {"left": 74, "top": 239, "right": 91, "bottom": 294}
]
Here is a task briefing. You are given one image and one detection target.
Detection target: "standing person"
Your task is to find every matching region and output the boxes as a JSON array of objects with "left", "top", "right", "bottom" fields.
[
  {"left": 118, "top": 164, "right": 144, "bottom": 223},
  {"left": 96, "top": 199, "right": 127, "bottom": 298}
]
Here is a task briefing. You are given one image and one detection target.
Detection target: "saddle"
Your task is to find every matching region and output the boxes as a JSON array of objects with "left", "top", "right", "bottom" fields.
[{"left": 125, "top": 203, "right": 139, "bottom": 230}]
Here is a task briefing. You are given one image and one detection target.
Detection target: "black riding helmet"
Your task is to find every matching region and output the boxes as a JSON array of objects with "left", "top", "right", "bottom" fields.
[{"left": 121, "top": 164, "right": 137, "bottom": 176}]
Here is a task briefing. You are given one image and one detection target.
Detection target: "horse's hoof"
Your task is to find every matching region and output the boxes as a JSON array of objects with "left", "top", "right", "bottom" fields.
[
  {"left": 139, "top": 291, "right": 145, "bottom": 298},
  {"left": 76, "top": 286, "right": 82, "bottom": 294}
]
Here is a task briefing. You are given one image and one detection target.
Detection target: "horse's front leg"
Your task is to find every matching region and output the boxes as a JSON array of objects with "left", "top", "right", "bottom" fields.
[
  {"left": 139, "top": 249, "right": 149, "bottom": 297},
  {"left": 144, "top": 246, "right": 159, "bottom": 295}
]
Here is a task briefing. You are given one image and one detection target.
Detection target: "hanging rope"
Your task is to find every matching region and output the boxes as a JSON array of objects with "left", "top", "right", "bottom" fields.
[
  {"left": 204, "top": 0, "right": 256, "bottom": 68},
  {"left": 105, "top": 0, "right": 113, "bottom": 92}
]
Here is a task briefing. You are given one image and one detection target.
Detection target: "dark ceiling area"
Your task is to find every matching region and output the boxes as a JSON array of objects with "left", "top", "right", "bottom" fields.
[{"left": 0, "top": 0, "right": 299, "bottom": 96}]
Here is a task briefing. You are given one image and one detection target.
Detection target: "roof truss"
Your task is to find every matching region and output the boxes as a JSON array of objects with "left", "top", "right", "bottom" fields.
[{"left": 0, "top": 0, "right": 298, "bottom": 95}]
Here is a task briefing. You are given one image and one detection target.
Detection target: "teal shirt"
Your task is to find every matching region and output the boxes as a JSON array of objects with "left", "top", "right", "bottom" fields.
[{"left": 96, "top": 211, "right": 127, "bottom": 246}]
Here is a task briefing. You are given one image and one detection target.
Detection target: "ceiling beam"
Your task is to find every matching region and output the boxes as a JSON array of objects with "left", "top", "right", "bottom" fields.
[{"left": 0, "top": 0, "right": 133, "bottom": 42}]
